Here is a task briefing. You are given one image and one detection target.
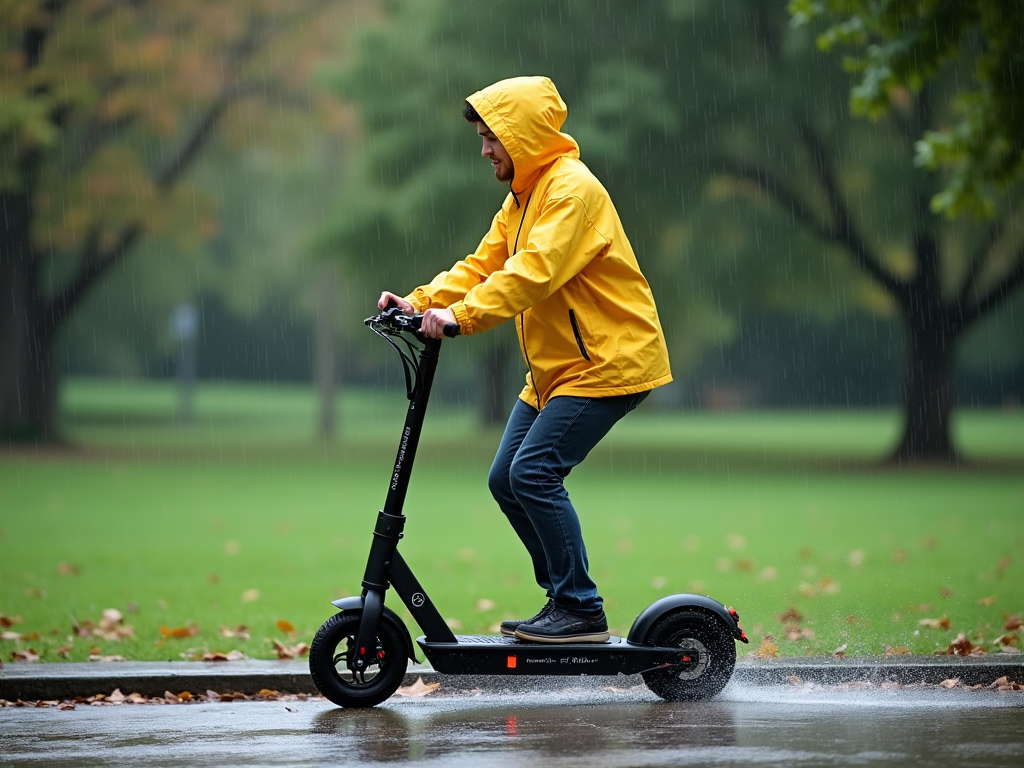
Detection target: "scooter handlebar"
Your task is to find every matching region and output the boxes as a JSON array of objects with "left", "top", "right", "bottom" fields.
[{"left": 366, "top": 307, "right": 460, "bottom": 338}]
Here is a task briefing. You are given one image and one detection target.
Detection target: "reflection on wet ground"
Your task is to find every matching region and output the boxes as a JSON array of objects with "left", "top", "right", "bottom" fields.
[{"left": 3, "top": 681, "right": 1023, "bottom": 767}]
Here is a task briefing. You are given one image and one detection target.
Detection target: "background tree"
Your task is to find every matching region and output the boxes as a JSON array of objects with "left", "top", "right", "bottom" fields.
[
  {"left": 0, "top": 0, "right": 351, "bottom": 442},
  {"left": 320, "top": 0, "right": 836, "bottom": 423},
  {"left": 768, "top": 0, "right": 1024, "bottom": 461}
]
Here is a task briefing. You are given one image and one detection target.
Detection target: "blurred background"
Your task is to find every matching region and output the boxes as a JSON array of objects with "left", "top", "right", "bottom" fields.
[{"left": 1, "top": 0, "right": 1022, "bottom": 462}]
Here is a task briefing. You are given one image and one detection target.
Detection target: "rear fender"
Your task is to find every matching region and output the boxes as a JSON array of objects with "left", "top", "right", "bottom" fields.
[
  {"left": 627, "top": 593, "right": 748, "bottom": 644},
  {"left": 331, "top": 596, "right": 418, "bottom": 663}
]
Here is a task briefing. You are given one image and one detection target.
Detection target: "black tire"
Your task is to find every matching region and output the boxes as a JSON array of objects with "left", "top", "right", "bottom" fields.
[
  {"left": 641, "top": 609, "right": 736, "bottom": 702},
  {"left": 309, "top": 612, "right": 409, "bottom": 708}
]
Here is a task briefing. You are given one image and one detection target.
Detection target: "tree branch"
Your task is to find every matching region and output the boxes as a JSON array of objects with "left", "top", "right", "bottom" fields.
[
  {"left": 793, "top": 118, "right": 905, "bottom": 298},
  {"left": 954, "top": 247, "right": 1024, "bottom": 332},
  {"left": 711, "top": 157, "right": 835, "bottom": 244},
  {"left": 958, "top": 196, "right": 1023, "bottom": 303},
  {"left": 44, "top": 222, "right": 142, "bottom": 335}
]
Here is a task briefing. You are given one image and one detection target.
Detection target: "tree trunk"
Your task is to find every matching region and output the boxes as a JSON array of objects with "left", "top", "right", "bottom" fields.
[
  {"left": 891, "top": 311, "right": 958, "bottom": 464},
  {"left": 0, "top": 192, "right": 57, "bottom": 443}
]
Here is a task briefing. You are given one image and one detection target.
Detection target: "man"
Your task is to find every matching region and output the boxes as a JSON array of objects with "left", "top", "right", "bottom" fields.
[{"left": 378, "top": 76, "right": 671, "bottom": 643}]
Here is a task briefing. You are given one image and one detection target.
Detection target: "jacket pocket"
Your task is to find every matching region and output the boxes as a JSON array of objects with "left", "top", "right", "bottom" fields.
[{"left": 568, "top": 309, "right": 591, "bottom": 361}]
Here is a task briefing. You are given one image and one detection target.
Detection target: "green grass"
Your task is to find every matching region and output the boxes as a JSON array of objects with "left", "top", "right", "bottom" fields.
[{"left": 1, "top": 377, "right": 1022, "bottom": 664}]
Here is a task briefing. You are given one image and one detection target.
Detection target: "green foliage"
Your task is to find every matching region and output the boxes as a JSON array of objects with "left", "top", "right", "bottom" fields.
[{"left": 790, "top": 0, "right": 1024, "bottom": 217}]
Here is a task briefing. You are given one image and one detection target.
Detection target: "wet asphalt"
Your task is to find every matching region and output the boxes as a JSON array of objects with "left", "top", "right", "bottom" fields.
[{"left": 3, "top": 679, "right": 1022, "bottom": 767}]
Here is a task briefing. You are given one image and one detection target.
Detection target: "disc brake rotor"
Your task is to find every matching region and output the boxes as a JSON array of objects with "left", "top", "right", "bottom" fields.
[{"left": 673, "top": 637, "right": 710, "bottom": 680}]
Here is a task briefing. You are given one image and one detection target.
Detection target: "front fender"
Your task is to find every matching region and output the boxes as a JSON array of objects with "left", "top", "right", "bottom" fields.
[
  {"left": 627, "top": 593, "right": 747, "bottom": 644},
  {"left": 330, "top": 596, "right": 418, "bottom": 663}
]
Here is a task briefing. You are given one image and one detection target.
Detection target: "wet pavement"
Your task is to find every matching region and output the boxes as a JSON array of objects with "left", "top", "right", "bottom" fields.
[{"left": 2, "top": 679, "right": 1022, "bottom": 767}]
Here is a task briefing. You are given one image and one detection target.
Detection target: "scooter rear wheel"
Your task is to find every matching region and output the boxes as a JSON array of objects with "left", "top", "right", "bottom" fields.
[
  {"left": 309, "top": 612, "right": 409, "bottom": 708},
  {"left": 640, "top": 609, "right": 736, "bottom": 701}
]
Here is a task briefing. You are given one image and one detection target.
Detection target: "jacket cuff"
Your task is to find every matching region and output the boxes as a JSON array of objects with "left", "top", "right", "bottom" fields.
[
  {"left": 404, "top": 291, "right": 428, "bottom": 313},
  {"left": 450, "top": 302, "right": 474, "bottom": 336}
]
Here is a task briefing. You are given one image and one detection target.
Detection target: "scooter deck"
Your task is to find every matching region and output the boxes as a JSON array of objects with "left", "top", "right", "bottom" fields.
[{"left": 417, "top": 634, "right": 690, "bottom": 676}]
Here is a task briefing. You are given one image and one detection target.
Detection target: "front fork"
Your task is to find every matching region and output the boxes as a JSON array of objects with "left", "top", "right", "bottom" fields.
[{"left": 349, "top": 508, "right": 404, "bottom": 677}]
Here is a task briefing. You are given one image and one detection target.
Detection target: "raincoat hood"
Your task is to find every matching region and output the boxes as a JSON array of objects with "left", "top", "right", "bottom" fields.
[{"left": 466, "top": 76, "right": 580, "bottom": 197}]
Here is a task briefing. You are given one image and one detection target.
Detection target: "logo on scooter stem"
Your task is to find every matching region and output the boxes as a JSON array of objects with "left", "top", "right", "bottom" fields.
[{"left": 411, "top": 593, "right": 426, "bottom": 608}]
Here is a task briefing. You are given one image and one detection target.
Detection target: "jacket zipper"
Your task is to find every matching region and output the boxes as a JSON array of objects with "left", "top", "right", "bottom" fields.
[
  {"left": 568, "top": 309, "right": 591, "bottom": 361},
  {"left": 512, "top": 194, "right": 540, "bottom": 409}
]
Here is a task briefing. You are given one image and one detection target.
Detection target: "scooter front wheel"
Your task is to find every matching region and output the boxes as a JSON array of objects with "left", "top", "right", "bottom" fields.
[
  {"left": 641, "top": 609, "right": 736, "bottom": 701},
  {"left": 309, "top": 612, "right": 409, "bottom": 708}
]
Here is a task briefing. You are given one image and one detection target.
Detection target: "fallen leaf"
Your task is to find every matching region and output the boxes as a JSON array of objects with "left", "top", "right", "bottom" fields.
[
  {"left": 996, "top": 555, "right": 1012, "bottom": 576},
  {"left": 833, "top": 643, "right": 848, "bottom": 658},
  {"left": 977, "top": 595, "right": 997, "bottom": 606},
  {"left": 88, "top": 654, "right": 125, "bottom": 662},
  {"left": 256, "top": 689, "right": 280, "bottom": 699},
  {"left": 918, "top": 616, "right": 952, "bottom": 630},
  {"left": 10, "top": 649, "right": 40, "bottom": 663},
  {"left": 726, "top": 533, "right": 747, "bottom": 552},
  {"left": 107, "top": 689, "right": 126, "bottom": 703},
  {"left": 818, "top": 577, "right": 840, "bottom": 595},
  {"left": 275, "top": 620, "right": 296, "bottom": 634},
  {"left": 777, "top": 607, "right": 803, "bottom": 624},
  {"left": 160, "top": 624, "right": 199, "bottom": 639},
  {"left": 757, "top": 566, "right": 778, "bottom": 582},
  {"left": 798, "top": 582, "right": 816, "bottom": 597},
  {"left": 847, "top": 550, "right": 865, "bottom": 567},
  {"left": 241, "top": 589, "right": 260, "bottom": 603},
  {"left": 220, "top": 625, "right": 250, "bottom": 640},
  {"left": 884, "top": 645, "right": 910, "bottom": 657},
  {"left": 0, "top": 615, "right": 22, "bottom": 628},
  {"left": 271, "top": 639, "right": 310, "bottom": 660},
  {"left": 736, "top": 559, "right": 755, "bottom": 572},
  {"left": 201, "top": 650, "right": 247, "bottom": 662},
  {"left": 56, "top": 562, "right": 81, "bottom": 576},
  {"left": 993, "top": 634, "right": 1020, "bottom": 648},
  {"left": 393, "top": 676, "right": 440, "bottom": 697},
  {"left": 754, "top": 635, "right": 778, "bottom": 658},
  {"left": 935, "top": 633, "right": 978, "bottom": 656},
  {"left": 475, "top": 599, "right": 496, "bottom": 611},
  {"left": 1004, "top": 614, "right": 1022, "bottom": 631},
  {"left": 784, "top": 625, "right": 815, "bottom": 642},
  {"left": 939, "top": 677, "right": 961, "bottom": 689}
]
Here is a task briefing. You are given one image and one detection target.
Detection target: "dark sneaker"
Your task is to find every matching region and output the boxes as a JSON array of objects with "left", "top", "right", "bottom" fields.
[
  {"left": 513, "top": 606, "right": 610, "bottom": 643},
  {"left": 499, "top": 598, "right": 555, "bottom": 637}
]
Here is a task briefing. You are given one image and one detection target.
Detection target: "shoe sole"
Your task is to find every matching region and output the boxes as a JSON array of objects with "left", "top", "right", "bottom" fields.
[
  {"left": 499, "top": 627, "right": 518, "bottom": 637},
  {"left": 512, "top": 629, "right": 610, "bottom": 644}
]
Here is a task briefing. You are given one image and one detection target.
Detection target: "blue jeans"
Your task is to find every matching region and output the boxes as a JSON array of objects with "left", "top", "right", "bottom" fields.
[{"left": 487, "top": 391, "right": 649, "bottom": 616}]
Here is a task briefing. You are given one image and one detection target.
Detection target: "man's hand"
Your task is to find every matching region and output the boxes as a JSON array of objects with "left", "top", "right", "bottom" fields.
[
  {"left": 421, "top": 308, "right": 457, "bottom": 339},
  {"left": 378, "top": 292, "right": 414, "bottom": 314}
]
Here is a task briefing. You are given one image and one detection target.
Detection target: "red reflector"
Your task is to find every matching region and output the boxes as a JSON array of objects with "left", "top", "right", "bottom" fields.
[
  {"left": 682, "top": 655, "right": 692, "bottom": 662},
  {"left": 507, "top": 655, "right": 517, "bottom": 669}
]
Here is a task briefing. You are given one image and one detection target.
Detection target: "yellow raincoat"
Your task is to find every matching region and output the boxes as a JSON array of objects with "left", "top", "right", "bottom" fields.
[{"left": 406, "top": 76, "right": 672, "bottom": 409}]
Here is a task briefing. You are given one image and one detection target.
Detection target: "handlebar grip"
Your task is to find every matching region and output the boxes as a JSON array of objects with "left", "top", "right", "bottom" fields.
[{"left": 443, "top": 323, "right": 460, "bottom": 338}]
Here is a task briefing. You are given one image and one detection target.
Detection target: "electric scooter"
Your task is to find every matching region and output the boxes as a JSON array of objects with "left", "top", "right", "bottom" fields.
[{"left": 308, "top": 308, "right": 749, "bottom": 708}]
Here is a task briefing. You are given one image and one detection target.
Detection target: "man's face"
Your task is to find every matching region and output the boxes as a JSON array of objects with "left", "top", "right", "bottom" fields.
[{"left": 476, "top": 121, "right": 514, "bottom": 183}]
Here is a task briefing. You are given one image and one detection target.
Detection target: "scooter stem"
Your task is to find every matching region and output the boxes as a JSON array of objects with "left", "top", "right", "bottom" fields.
[{"left": 353, "top": 335, "right": 444, "bottom": 667}]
